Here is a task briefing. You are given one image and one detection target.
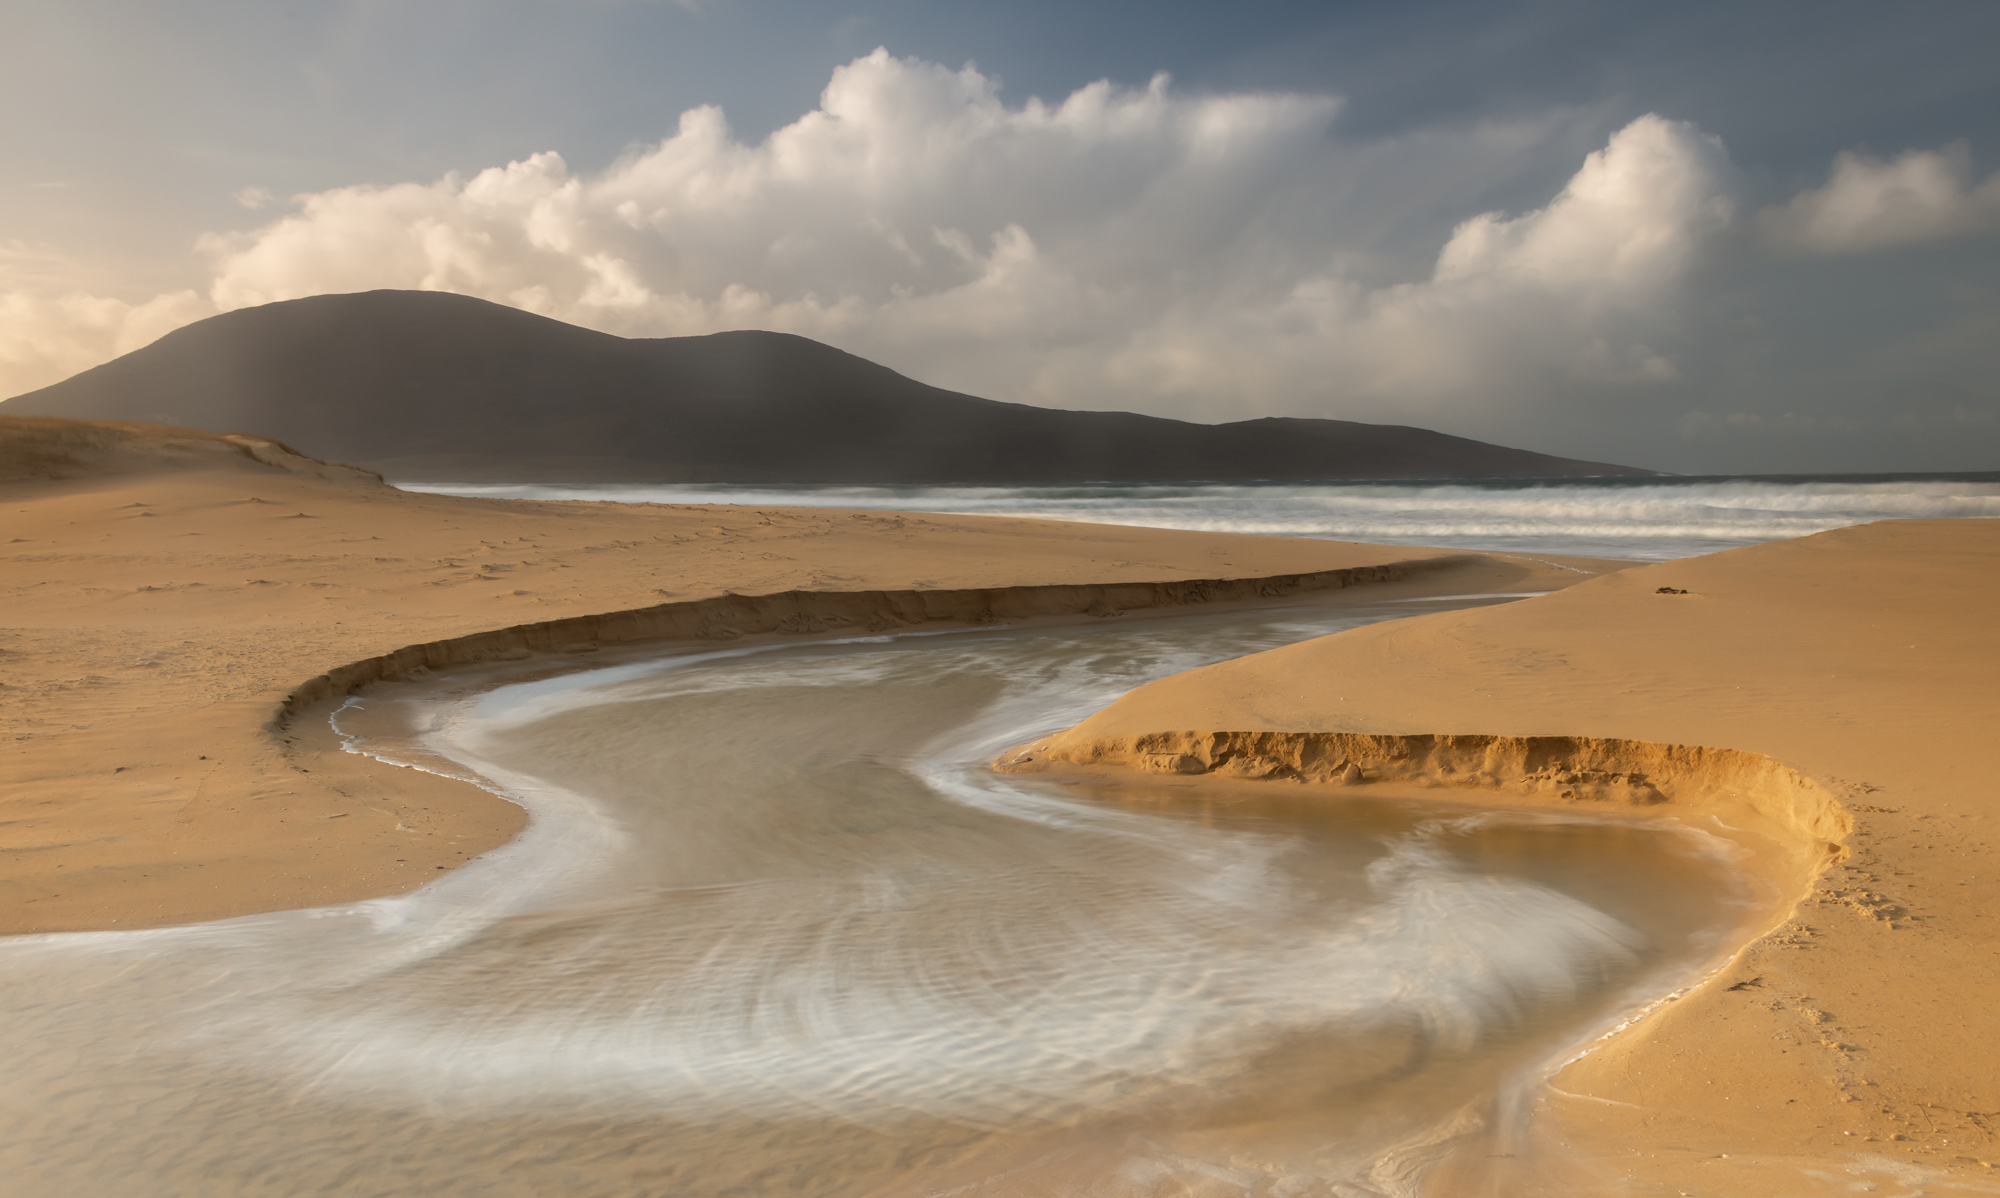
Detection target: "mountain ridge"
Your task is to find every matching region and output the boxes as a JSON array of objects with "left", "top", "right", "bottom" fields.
[{"left": 3, "top": 290, "right": 1652, "bottom": 483}]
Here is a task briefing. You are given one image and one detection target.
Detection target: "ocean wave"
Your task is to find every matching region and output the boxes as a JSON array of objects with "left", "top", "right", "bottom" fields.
[{"left": 404, "top": 475, "right": 2000, "bottom": 560}]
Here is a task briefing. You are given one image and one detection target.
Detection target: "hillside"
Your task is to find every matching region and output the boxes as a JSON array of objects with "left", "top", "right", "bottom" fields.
[{"left": 3, "top": 291, "right": 1650, "bottom": 482}]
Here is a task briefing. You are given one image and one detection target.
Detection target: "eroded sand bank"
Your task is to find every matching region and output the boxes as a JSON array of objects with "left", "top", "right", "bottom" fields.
[
  {"left": 1029, "top": 518, "right": 2000, "bottom": 1192},
  {"left": 0, "top": 605, "right": 1755, "bottom": 1197},
  {"left": 0, "top": 416, "right": 1612, "bottom": 934}
]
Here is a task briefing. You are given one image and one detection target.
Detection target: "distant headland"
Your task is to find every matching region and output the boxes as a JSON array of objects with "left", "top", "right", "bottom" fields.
[{"left": 2, "top": 290, "right": 1651, "bottom": 484}]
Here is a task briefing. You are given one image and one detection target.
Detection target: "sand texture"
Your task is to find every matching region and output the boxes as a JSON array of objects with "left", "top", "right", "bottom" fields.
[
  {"left": 1030, "top": 518, "right": 2000, "bottom": 1192},
  {"left": 0, "top": 415, "right": 1613, "bottom": 935}
]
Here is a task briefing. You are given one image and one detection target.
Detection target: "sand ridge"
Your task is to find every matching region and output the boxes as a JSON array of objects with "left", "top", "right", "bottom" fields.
[
  {"left": 1031, "top": 518, "right": 2000, "bottom": 1192},
  {"left": 0, "top": 415, "right": 1616, "bottom": 935}
]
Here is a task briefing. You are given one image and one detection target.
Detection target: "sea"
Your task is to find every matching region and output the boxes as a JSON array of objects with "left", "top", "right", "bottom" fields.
[
  {"left": 400, "top": 472, "right": 2000, "bottom": 561},
  {"left": 5, "top": 472, "right": 1990, "bottom": 1195}
]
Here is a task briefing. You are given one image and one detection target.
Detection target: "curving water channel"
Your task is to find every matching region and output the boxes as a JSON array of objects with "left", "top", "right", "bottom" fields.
[{"left": 0, "top": 598, "right": 1765, "bottom": 1196}]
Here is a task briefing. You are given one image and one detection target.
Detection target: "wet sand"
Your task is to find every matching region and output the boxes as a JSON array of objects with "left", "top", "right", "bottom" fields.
[
  {"left": 1035, "top": 518, "right": 2000, "bottom": 1192},
  {"left": 0, "top": 602, "right": 1761, "bottom": 1196},
  {"left": 12, "top": 415, "right": 1993, "bottom": 1194},
  {"left": 0, "top": 416, "right": 1615, "bottom": 934}
]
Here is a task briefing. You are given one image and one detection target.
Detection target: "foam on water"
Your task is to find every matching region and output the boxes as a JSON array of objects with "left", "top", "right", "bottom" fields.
[
  {"left": 403, "top": 473, "right": 2000, "bottom": 560},
  {"left": 0, "top": 604, "right": 1761, "bottom": 1195},
  {"left": 230, "top": 627, "right": 1646, "bottom": 1124}
]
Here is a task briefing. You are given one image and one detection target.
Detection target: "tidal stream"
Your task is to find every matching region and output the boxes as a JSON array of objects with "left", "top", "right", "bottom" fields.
[{"left": 0, "top": 598, "right": 1761, "bottom": 1196}]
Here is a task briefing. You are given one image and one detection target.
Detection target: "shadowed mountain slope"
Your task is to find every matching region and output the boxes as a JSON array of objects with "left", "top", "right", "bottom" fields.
[{"left": 3, "top": 291, "right": 1649, "bottom": 482}]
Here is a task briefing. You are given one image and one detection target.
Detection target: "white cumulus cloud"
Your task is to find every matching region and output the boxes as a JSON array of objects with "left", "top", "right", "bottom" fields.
[
  {"left": 1057, "top": 113, "right": 1731, "bottom": 422},
  {"left": 1763, "top": 142, "right": 2000, "bottom": 255},
  {"left": 0, "top": 238, "right": 210, "bottom": 399},
  {"left": 5, "top": 50, "right": 1738, "bottom": 446}
]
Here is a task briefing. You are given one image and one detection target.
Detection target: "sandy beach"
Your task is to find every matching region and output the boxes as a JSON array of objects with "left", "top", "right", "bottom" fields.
[
  {"left": 1030, "top": 517, "right": 2000, "bottom": 1192},
  {"left": 6, "top": 415, "right": 1995, "bottom": 1195},
  {"left": 0, "top": 416, "right": 1608, "bottom": 935}
]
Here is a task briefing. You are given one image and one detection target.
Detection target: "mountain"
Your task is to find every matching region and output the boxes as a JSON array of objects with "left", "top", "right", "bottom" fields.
[{"left": 2, "top": 291, "right": 1650, "bottom": 483}]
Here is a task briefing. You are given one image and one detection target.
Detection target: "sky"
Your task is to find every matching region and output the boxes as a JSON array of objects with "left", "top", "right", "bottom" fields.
[{"left": 2, "top": 0, "right": 1997, "bottom": 474}]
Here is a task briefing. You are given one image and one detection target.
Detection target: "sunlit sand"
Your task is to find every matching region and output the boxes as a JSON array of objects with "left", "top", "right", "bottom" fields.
[{"left": 3, "top": 417, "right": 1995, "bottom": 1194}]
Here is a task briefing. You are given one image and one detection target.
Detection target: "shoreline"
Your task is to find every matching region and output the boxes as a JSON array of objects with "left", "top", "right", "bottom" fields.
[
  {"left": 354, "top": 633, "right": 1772, "bottom": 1191},
  {"left": 273, "top": 557, "right": 1471, "bottom": 720},
  {"left": 0, "top": 601, "right": 1770, "bottom": 1196},
  {"left": 0, "top": 417, "right": 1620, "bottom": 934},
  {"left": 1026, "top": 517, "right": 2000, "bottom": 1192},
  {"left": 14, "top": 417, "right": 1994, "bottom": 1191}
]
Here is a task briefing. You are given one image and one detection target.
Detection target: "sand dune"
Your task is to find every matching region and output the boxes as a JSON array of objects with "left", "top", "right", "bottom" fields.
[
  {"left": 1, "top": 290, "right": 1650, "bottom": 483},
  {"left": 0, "top": 414, "right": 1612, "bottom": 933},
  {"left": 1028, "top": 517, "right": 2000, "bottom": 1190}
]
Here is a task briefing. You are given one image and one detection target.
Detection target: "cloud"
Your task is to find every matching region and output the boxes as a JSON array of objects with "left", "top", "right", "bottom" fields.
[
  {"left": 1356, "top": 113, "right": 1732, "bottom": 392},
  {"left": 199, "top": 54, "right": 1351, "bottom": 333},
  {"left": 1007, "top": 113, "right": 1732, "bottom": 423},
  {"left": 0, "top": 288, "right": 211, "bottom": 399},
  {"left": 160, "top": 52, "right": 1729, "bottom": 439},
  {"left": 0, "top": 240, "right": 213, "bottom": 397},
  {"left": 1763, "top": 142, "right": 2000, "bottom": 255},
  {"left": 0, "top": 51, "right": 1784, "bottom": 461}
]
